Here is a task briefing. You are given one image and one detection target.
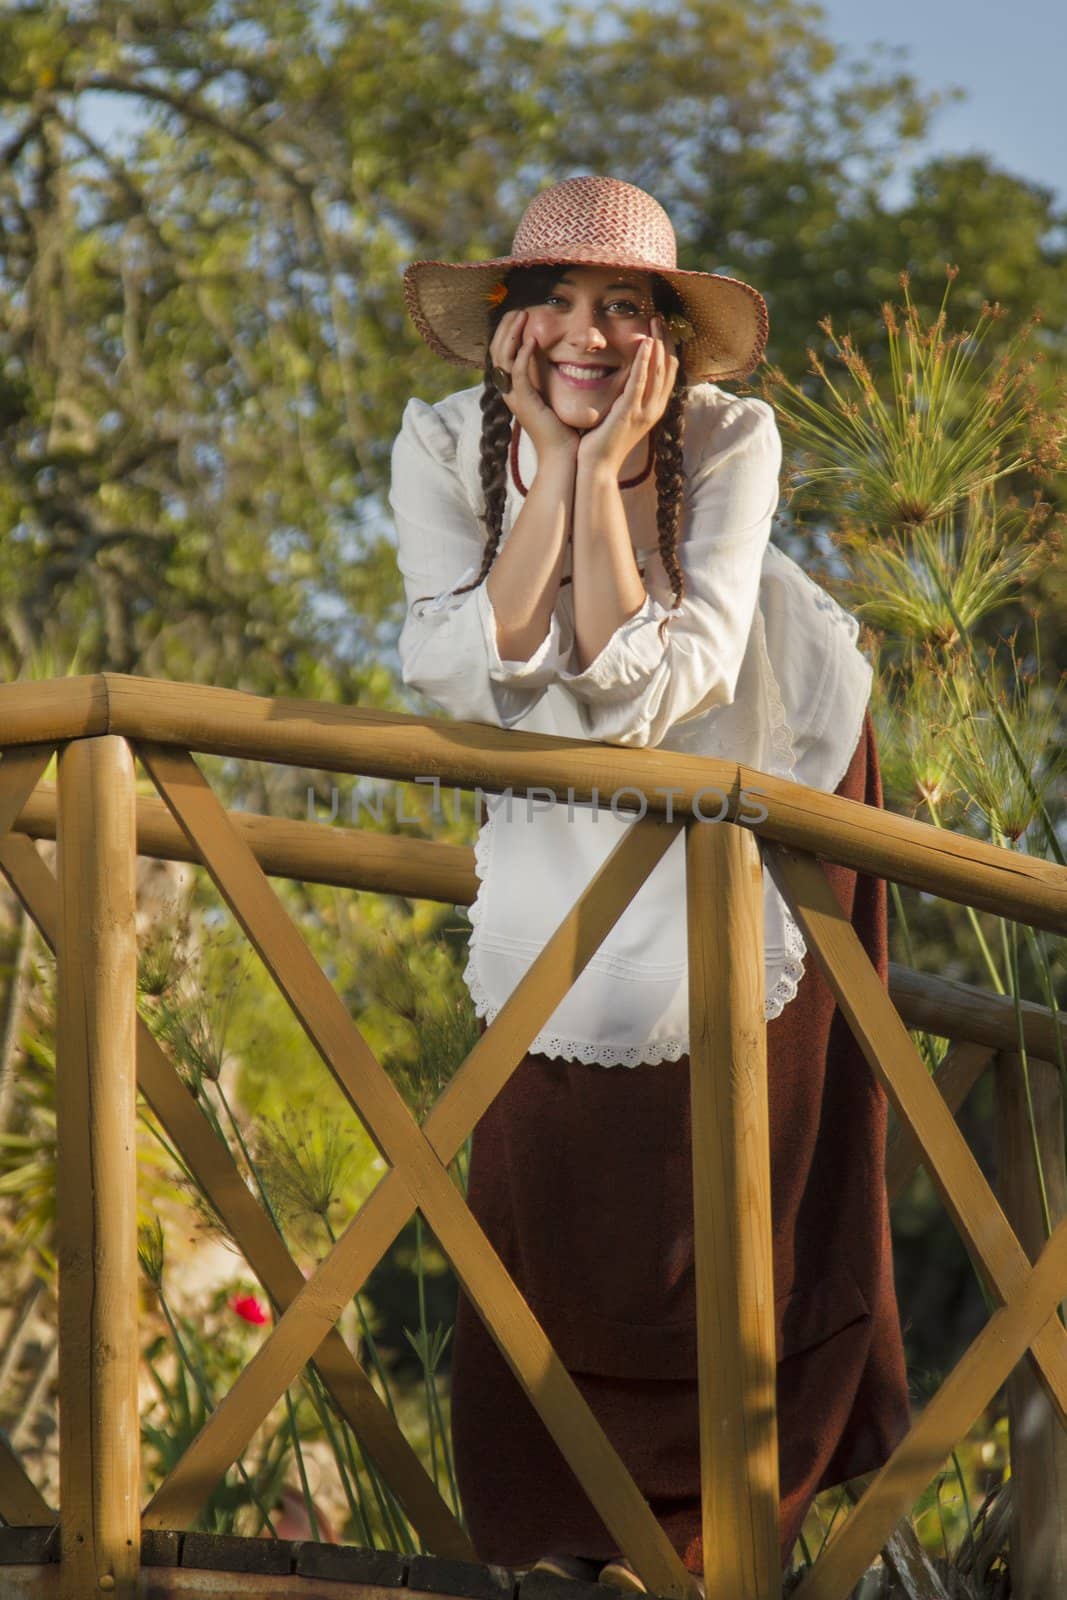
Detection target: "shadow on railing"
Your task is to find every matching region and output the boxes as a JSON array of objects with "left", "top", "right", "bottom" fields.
[{"left": 0, "top": 673, "right": 1064, "bottom": 1600}]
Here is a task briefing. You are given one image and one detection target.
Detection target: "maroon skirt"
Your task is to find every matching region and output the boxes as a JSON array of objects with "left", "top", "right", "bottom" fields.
[{"left": 449, "top": 710, "right": 911, "bottom": 1574}]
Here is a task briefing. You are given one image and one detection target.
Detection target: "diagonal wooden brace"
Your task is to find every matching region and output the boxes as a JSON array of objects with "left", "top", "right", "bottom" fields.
[
  {"left": 764, "top": 842, "right": 1067, "bottom": 1427},
  {"left": 135, "top": 743, "right": 698, "bottom": 1599},
  {"left": 0, "top": 747, "right": 55, "bottom": 844},
  {"left": 885, "top": 1040, "right": 996, "bottom": 1203},
  {"left": 791, "top": 1216, "right": 1067, "bottom": 1600},
  {"left": 0, "top": 1429, "right": 54, "bottom": 1527},
  {"left": 0, "top": 831, "right": 473, "bottom": 1560}
]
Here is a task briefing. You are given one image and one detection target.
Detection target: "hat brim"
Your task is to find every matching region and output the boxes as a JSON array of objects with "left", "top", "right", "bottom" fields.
[{"left": 402, "top": 250, "right": 768, "bottom": 383}]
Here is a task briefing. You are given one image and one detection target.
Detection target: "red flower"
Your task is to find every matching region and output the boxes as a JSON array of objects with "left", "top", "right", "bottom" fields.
[{"left": 231, "top": 1293, "right": 269, "bottom": 1325}]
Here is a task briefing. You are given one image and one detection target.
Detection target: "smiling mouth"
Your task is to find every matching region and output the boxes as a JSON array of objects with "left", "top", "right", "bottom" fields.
[{"left": 552, "top": 361, "right": 619, "bottom": 387}]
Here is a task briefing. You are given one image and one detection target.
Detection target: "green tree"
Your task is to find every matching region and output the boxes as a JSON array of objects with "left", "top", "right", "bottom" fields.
[{"left": 0, "top": 0, "right": 960, "bottom": 694}]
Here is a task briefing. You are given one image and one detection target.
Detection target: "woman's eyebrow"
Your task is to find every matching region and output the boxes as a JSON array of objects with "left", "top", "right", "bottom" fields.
[{"left": 553, "top": 275, "right": 647, "bottom": 294}]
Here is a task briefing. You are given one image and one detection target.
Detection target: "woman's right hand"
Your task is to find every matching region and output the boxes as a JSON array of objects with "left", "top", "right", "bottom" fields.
[{"left": 489, "top": 310, "right": 579, "bottom": 461}]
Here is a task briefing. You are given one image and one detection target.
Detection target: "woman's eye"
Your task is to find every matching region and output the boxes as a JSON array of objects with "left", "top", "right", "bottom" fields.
[{"left": 607, "top": 299, "right": 642, "bottom": 316}]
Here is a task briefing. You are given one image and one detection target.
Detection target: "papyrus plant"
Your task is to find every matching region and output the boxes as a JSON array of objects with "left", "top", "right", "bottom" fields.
[
  {"left": 763, "top": 268, "right": 1064, "bottom": 1055},
  {"left": 763, "top": 271, "right": 1066, "bottom": 1570}
]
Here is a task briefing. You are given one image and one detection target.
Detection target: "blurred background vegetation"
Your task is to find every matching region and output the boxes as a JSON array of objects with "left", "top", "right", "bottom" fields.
[{"left": 0, "top": 0, "right": 1063, "bottom": 1576}]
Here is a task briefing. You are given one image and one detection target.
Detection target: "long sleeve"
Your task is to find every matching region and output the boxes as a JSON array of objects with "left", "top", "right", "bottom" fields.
[
  {"left": 391, "top": 396, "right": 573, "bottom": 728},
  {"left": 555, "top": 393, "right": 782, "bottom": 748}
]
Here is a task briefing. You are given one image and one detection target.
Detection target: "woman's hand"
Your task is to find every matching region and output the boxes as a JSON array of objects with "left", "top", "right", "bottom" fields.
[
  {"left": 576, "top": 315, "right": 678, "bottom": 476},
  {"left": 488, "top": 309, "right": 580, "bottom": 461}
]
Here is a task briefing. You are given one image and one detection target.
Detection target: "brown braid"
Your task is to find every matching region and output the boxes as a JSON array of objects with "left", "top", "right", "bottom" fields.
[
  {"left": 429, "top": 346, "right": 513, "bottom": 599},
  {"left": 653, "top": 359, "right": 689, "bottom": 642},
  {"left": 411, "top": 269, "right": 559, "bottom": 607},
  {"left": 409, "top": 343, "right": 519, "bottom": 609}
]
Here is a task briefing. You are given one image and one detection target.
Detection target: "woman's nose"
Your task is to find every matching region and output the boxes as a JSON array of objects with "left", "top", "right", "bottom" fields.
[{"left": 572, "top": 316, "right": 607, "bottom": 351}]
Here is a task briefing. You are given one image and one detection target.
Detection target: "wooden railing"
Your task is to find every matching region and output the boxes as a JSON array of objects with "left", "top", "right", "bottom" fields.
[{"left": 0, "top": 673, "right": 1065, "bottom": 1600}]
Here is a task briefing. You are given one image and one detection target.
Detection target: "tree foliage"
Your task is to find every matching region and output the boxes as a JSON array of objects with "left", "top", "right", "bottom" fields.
[{"left": 3, "top": 0, "right": 1062, "bottom": 694}]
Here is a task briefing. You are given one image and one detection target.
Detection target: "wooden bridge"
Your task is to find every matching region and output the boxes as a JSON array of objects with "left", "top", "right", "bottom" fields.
[{"left": 0, "top": 673, "right": 1064, "bottom": 1600}]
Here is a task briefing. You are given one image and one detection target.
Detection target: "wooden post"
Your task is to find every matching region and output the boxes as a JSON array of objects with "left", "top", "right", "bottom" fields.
[
  {"left": 994, "top": 1048, "right": 1067, "bottom": 1600},
  {"left": 686, "top": 816, "right": 781, "bottom": 1600},
  {"left": 56, "top": 736, "right": 140, "bottom": 1597}
]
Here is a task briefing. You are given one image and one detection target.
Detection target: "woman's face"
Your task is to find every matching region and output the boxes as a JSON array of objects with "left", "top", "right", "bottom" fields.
[{"left": 521, "top": 264, "right": 658, "bottom": 431}]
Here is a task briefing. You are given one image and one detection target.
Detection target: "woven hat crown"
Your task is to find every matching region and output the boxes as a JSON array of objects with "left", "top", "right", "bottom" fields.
[
  {"left": 511, "top": 176, "right": 678, "bottom": 268},
  {"left": 401, "top": 172, "right": 769, "bottom": 382}
]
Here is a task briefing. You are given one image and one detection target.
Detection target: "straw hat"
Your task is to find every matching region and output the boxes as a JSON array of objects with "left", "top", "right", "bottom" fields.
[{"left": 402, "top": 175, "right": 769, "bottom": 383}]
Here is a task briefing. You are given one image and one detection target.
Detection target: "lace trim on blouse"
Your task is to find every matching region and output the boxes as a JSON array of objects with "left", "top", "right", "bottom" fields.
[{"left": 461, "top": 825, "right": 808, "bottom": 1066}]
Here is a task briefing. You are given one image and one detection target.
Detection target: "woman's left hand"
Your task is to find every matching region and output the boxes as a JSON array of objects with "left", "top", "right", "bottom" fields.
[{"left": 576, "top": 315, "right": 678, "bottom": 475}]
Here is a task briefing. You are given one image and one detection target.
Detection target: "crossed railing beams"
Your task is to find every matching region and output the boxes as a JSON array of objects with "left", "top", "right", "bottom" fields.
[
  {"left": 762, "top": 847, "right": 1067, "bottom": 1600},
  {"left": 792, "top": 1219, "right": 1067, "bottom": 1600},
  {"left": 0, "top": 738, "right": 708, "bottom": 1600},
  {"left": 0, "top": 829, "right": 474, "bottom": 1560},
  {"left": 131, "top": 738, "right": 703, "bottom": 1598},
  {"left": 767, "top": 840, "right": 1067, "bottom": 1432},
  {"left": 0, "top": 673, "right": 1065, "bottom": 1600}
]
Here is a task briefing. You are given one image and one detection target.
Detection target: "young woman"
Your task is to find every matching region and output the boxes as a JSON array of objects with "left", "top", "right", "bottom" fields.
[{"left": 392, "top": 175, "right": 910, "bottom": 1589}]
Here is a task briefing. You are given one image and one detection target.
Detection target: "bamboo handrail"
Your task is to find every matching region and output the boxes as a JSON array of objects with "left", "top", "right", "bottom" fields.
[
  {"left": 1, "top": 674, "right": 1064, "bottom": 933},
  {"left": 0, "top": 677, "right": 107, "bottom": 744},
  {"left": 13, "top": 780, "right": 476, "bottom": 905},
  {"left": 14, "top": 781, "right": 1067, "bottom": 1064},
  {"left": 886, "top": 966, "right": 1067, "bottom": 1063}
]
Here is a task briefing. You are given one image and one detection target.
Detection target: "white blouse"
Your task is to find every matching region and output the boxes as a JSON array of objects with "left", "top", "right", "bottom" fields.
[{"left": 390, "top": 382, "right": 873, "bottom": 1067}]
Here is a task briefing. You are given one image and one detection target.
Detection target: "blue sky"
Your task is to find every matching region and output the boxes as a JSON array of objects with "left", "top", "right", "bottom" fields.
[{"left": 816, "top": 0, "right": 1064, "bottom": 207}]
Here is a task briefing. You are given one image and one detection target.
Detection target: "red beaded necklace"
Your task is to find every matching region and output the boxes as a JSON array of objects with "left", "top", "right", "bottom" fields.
[{"left": 508, "top": 420, "right": 655, "bottom": 497}]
